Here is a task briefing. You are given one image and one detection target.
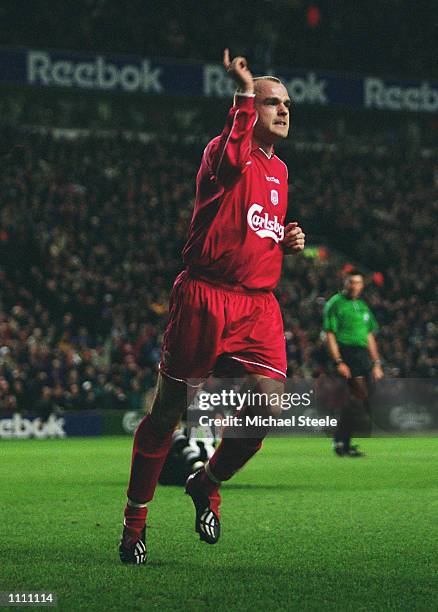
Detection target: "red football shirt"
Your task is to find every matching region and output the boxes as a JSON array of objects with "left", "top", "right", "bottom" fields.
[{"left": 182, "top": 95, "right": 288, "bottom": 291}]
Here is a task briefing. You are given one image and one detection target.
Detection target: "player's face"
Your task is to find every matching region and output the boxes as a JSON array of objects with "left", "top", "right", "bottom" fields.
[
  {"left": 345, "top": 275, "right": 364, "bottom": 299},
  {"left": 253, "top": 81, "right": 291, "bottom": 144}
]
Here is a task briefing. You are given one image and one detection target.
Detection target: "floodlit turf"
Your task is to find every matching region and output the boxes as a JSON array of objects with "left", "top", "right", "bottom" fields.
[{"left": 1, "top": 436, "right": 437, "bottom": 611}]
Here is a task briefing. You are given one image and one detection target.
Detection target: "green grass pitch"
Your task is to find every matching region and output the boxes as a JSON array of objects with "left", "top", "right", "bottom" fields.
[{"left": 1, "top": 436, "right": 437, "bottom": 611}]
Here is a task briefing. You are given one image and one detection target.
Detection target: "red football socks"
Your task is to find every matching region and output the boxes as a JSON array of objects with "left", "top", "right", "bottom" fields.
[
  {"left": 206, "top": 405, "right": 267, "bottom": 483},
  {"left": 123, "top": 503, "right": 148, "bottom": 542},
  {"left": 126, "top": 413, "right": 173, "bottom": 505},
  {"left": 124, "top": 404, "right": 268, "bottom": 538},
  {"left": 207, "top": 436, "right": 263, "bottom": 483}
]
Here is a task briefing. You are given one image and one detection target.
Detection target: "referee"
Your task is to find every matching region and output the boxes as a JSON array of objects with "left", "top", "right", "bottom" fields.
[{"left": 323, "top": 270, "right": 384, "bottom": 456}]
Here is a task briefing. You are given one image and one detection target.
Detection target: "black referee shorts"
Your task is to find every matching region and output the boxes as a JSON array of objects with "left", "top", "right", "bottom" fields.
[{"left": 338, "top": 343, "right": 371, "bottom": 378}]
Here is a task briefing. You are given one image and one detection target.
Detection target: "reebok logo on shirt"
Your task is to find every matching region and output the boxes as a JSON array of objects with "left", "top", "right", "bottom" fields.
[
  {"left": 265, "top": 175, "right": 280, "bottom": 184},
  {"left": 247, "top": 204, "right": 285, "bottom": 243}
]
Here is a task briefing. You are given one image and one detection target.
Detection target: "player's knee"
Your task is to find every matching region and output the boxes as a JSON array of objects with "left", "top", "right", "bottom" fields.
[
  {"left": 271, "top": 404, "right": 284, "bottom": 418},
  {"left": 247, "top": 374, "right": 285, "bottom": 418},
  {"left": 149, "top": 405, "right": 180, "bottom": 433},
  {"left": 264, "top": 395, "right": 283, "bottom": 418},
  {"left": 149, "top": 400, "right": 183, "bottom": 432},
  {"left": 149, "top": 373, "right": 193, "bottom": 433}
]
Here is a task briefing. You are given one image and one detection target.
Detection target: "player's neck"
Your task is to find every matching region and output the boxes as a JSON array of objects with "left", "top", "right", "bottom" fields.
[{"left": 252, "top": 137, "right": 274, "bottom": 158}]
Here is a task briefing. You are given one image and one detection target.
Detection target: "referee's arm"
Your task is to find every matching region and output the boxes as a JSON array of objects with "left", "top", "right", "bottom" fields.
[
  {"left": 367, "top": 332, "right": 384, "bottom": 380},
  {"left": 326, "top": 331, "right": 351, "bottom": 379}
]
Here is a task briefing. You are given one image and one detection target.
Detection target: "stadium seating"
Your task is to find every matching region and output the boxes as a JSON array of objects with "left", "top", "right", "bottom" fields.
[
  {"left": 0, "top": 128, "right": 436, "bottom": 411},
  {"left": 2, "top": 1, "right": 437, "bottom": 78}
]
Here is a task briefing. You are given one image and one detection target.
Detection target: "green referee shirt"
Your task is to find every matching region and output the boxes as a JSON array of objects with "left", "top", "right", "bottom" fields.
[{"left": 323, "top": 292, "right": 378, "bottom": 348}]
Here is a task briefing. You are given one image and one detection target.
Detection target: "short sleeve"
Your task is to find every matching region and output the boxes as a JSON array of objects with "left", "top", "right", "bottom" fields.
[
  {"left": 323, "top": 299, "right": 338, "bottom": 333},
  {"left": 368, "top": 309, "right": 378, "bottom": 333}
]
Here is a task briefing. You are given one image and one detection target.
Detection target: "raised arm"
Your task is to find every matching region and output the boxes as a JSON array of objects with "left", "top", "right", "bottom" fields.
[{"left": 204, "top": 50, "right": 257, "bottom": 187}]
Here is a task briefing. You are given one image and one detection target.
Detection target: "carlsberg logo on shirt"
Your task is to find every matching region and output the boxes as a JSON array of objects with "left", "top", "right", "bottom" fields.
[{"left": 247, "top": 204, "right": 284, "bottom": 243}]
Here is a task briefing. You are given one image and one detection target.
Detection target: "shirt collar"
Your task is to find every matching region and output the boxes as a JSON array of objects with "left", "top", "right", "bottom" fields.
[{"left": 252, "top": 143, "right": 275, "bottom": 159}]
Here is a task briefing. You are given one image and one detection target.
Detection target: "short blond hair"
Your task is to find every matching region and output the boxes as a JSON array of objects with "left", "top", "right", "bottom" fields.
[
  {"left": 253, "top": 76, "right": 282, "bottom": 84},
  {"left": 234, "top": 76, "right": 284, "bottom": 104},
  {"left": 254, "top": 76, "right": 282, "bottom": 92}
]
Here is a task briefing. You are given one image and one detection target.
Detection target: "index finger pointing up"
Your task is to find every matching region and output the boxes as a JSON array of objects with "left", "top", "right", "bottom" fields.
[{"left": 223, "top": 48, "right": 230, "bottom": 70}]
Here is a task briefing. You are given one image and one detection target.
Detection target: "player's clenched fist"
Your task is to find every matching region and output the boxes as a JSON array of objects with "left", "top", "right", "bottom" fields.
[
  {"left": 223, "top": 48, "right": 254, "bottom": 94},
  {"left": 282, "top": 222, "right": 306, "bottom": 254}
]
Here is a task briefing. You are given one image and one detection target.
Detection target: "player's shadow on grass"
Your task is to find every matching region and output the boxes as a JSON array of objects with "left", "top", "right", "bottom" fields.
[
  {"left": 226, "top": 483, "right": 311, "bottom": 491},
  {"left": 91, "top": 480, "right": 433, "bottom": 492},
  {"left": 77, "top": 480, "right": 433, "bottom": 494},
  {"left": 225, "top": 481, "right": 432, "bottom": 491}
]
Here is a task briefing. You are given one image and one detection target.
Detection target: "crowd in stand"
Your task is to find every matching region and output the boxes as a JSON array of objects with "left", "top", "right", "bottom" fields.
[
  {"left": 0, "top": 127, "right": 437, "bottom": 413},
  {"left": 2, "top": 1, "right": 437, "bottom": 78}
]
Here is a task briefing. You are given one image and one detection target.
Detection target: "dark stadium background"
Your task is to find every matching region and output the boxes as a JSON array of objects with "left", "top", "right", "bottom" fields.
[
  {"left": 1, "top": 3, "right": 437, "bottom": 610},
  {"left": 1, "top": 1, "right": 436, "bottom": 417}
]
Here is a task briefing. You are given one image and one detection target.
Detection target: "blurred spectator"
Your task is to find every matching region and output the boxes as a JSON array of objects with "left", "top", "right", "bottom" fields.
[
  {"left": 0, "top": 127, "right": 436, "bottom": 413},
  {"left": 0, "top": 1, "right": 437, "bottom": 78}
]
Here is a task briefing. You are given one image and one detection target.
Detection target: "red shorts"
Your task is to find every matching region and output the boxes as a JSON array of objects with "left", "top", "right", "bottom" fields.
[{"left": 160, "top": 270, "right": 287, "bottom": 384}]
